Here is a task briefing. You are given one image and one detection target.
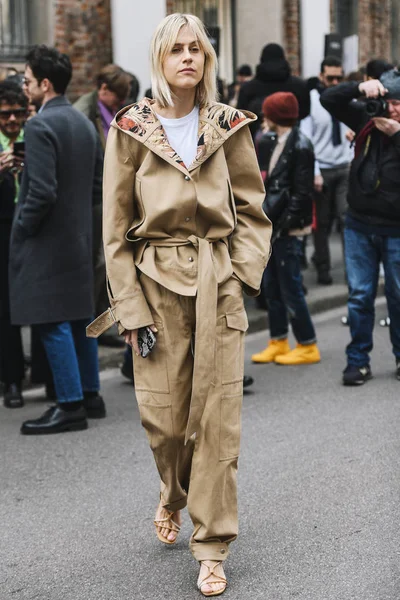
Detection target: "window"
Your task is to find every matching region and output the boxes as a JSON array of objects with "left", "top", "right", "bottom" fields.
[
  {"left": 0, "top": 0, "right": 30, "bottom": 61},
  {"left": 167, "top": 0, "right": 219, "bottom": 27}
]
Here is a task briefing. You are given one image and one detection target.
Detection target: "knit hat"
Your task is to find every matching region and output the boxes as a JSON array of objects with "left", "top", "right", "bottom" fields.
[
  {"left": 262, "top": 92, "right": 299, "bottom": 126},
  {"left": 380, "top": 69, "right": 400, "bottom": 100}
]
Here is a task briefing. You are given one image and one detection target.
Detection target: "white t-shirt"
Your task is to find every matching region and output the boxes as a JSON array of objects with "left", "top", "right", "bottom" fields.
[{"left": 157, "top": 106, "right": 199, "bottom": 169}]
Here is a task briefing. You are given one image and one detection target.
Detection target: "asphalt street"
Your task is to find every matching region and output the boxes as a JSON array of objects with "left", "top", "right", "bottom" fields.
[{"left": 1, "top": 302, "right": 399, "bottom": 600}]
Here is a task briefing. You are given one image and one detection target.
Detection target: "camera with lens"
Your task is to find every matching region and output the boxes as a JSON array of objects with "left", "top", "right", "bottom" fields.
[{"left": 364, "top": 97, "right": 388, "bottom": 117}]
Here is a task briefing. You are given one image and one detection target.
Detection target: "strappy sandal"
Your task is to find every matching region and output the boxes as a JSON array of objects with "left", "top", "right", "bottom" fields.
[
  {"left": 197, "top": 561, "right": 227, "bottom": 597},
  {"left": 153, "top": 510, "right": 181, "bottom": 545}
]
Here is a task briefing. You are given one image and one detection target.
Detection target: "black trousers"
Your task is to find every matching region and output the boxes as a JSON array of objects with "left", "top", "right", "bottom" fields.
[
  {"left": 0, "top": 221, "right": 24, "bottom": 384},
  {"left": 313, "top": 165, "right": 350, "bottom": 274}
]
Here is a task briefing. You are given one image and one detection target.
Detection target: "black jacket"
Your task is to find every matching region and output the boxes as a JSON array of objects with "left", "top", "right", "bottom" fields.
[
  {"left": 9, "top": 96, "right": 103, "bottom": 326},
  {"left": 0, "top": 171, "right": 17, "bottom": 222},
  {"left": 257, "top": 127, "right": 314, "bottom": 237},
  {"left": 238, "top": 60, "right": 310, "bottom": 136},
  {"left": 320, "top": 81, "right": 400, "bottom": 227}
]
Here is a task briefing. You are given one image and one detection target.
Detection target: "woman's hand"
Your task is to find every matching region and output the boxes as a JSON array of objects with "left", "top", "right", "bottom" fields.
[{"left": 123, "top": 324, "right": 158, "bottom": 356}]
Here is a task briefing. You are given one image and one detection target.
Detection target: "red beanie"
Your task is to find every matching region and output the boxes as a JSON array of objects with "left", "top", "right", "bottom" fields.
[{"left": 262, "top": 92, "right": 299, "bottom": 126}]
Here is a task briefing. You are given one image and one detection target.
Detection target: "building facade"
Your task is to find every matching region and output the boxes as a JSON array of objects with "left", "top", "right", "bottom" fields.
[{"left": 0, "top": 0, "right": 399, "bottom": 101}]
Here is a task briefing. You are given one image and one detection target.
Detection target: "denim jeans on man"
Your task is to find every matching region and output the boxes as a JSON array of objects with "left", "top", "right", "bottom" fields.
[
  {"left": 34, "top": 318, "right": 100, "bottom": 402},
  {"left": 264, "top": 236, "right": 316, "bottom": 344},
  {"left": 344, "top": 226, "right": 400, "bottom": 367}
]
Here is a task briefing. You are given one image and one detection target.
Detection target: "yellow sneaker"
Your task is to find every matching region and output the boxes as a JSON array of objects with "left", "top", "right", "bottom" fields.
[
  {"left": 275, "top": 343, "right": 321, "bottom": 365},
  {"left": 252, "top": 339, "right": 291, "bottom": 363}
]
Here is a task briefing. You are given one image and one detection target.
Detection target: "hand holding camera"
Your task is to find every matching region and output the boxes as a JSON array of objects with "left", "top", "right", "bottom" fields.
[{"left": 359, "top": 79, "right": 389, "bottom": 118}]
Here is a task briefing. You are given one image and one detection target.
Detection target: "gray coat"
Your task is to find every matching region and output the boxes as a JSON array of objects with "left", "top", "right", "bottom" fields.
[{"left": 9, "top": 96, "right": 102, "bottom": 325}]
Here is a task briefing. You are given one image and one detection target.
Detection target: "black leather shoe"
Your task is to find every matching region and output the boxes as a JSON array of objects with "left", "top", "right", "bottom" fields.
[
  {"left": 83, "top": 394, "right": 106, "bottom": 419},
  {"left": 4, "top": 383, "right": 24, "bottom": 408},
  {"left": 98, "top": 334, "right": 125, "bottom": 348},
  {"left": 317, "top": 271, "right": 333, "bottom": 285},
  {"left": 20, "top": 405, "right": 88, "bottom": 435},
  {"left": 243, "top": 375, "right": 254, "bottom": 388}
]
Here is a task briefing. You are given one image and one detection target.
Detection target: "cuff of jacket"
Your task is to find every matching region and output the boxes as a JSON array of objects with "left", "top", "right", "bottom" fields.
[
  {"left": 231, "top": 250, "right": 269, "bottom": 297},
  {"left": 112, "top": 294, "right": 154, "bottom": 333}
]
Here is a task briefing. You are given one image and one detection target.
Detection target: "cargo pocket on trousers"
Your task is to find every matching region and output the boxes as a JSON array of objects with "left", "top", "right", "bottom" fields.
[
  {"left": 133, "top": 322, "right": 170, "bottom": 395},
  {"left": 221, "top": 310, "right": 248, "bottom": 385},
  {"left": 219, "top": 394, "right": 242, "bottom": 461}
]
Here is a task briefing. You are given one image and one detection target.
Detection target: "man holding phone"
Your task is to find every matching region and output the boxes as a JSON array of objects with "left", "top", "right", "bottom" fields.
[{"left": 0, "top": 81, "right": 28, "bottom": 407}]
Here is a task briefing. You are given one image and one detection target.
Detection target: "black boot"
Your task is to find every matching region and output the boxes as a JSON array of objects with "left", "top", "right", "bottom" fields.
[
  {"left": 83, "top": 392, "right": 106, "bottom": 419},
  {"left": 20, "top": 405, "right": 88, "bottom": 435},
  {"left": 243, "top": 375, "right": 254, "bottom": 388},
  {"left": 317, "top": 271, "right": 333, "bottom": 285},
  {"left": 4, "top": 383, "right": 24, "bottom": 408}
]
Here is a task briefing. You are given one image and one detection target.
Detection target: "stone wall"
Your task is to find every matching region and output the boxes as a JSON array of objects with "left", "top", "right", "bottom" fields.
[
  {"left": 284, "top": 0, "right": 301, "bottom": 75},
  {"left": 54, "top": 0, "right": 113, "bottom": 101},
  {"left": 358, "top": 0, "right": 391, "bottom": 65}
]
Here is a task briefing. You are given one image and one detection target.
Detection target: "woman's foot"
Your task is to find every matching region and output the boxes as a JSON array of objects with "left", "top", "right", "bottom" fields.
[
  {"left": 197, "top": 561, "right": 227, "bottom": 597},
  {"left": 154, "top": 502, "right": 181, "bottom": 544}
]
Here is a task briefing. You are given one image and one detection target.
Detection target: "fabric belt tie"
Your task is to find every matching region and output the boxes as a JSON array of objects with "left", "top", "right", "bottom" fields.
[
  {"left": 87, "top": 235, "right": 222, "bottom": 443},
  {"left": 146, "top": 236, "right": 218, "bottom": 444}
]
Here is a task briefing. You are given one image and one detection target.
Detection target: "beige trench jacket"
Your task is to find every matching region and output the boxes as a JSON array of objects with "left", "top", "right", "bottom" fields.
[{"left": 102, "top": 98, "right": 272, "bottom": 335}]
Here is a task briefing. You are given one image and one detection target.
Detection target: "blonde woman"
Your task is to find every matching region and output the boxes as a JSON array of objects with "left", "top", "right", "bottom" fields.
[{"left": 95, "top": 13, "right": 271, "bottom": 596}]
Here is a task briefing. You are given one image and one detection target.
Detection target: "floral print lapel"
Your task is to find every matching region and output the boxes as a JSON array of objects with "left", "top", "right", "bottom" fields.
[{"left": 115, "top": 98, "right": 255, "bottom": 174}]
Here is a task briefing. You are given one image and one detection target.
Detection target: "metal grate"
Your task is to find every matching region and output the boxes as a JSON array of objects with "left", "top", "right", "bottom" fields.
[{"left": 0, "top": 0, "right": 30, "bottom": 61}]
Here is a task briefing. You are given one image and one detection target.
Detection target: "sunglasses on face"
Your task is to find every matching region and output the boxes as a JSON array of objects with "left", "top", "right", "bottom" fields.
[
  {"left": 326, "top": 75, "right": 344, "bottom": 83},
  {"left": 0, "top": 109, "right": 28, "bottom": 119}
]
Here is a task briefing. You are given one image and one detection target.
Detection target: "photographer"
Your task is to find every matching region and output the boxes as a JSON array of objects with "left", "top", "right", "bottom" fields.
[
  {"left": 0, "top": 81, "right": 27, "bottom": 407},
  {"left": 320, "top": 70, "right": 400, "bottom": 385}
]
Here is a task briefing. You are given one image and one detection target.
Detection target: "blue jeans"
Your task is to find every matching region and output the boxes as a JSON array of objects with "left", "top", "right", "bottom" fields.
[
  {"left": 264, "top": 237, "right": 316, "bottom": 344},
  {"left": 35, "top": 319, "right": 100, "bottom": 403},
  {"left": 344, "top": 227, "right": 400, "bottom": 366}
]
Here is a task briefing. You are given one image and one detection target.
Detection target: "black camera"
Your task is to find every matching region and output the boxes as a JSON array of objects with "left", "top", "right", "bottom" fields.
[{"left": 364, "top": 97, "right": 388, "bottom": 117}]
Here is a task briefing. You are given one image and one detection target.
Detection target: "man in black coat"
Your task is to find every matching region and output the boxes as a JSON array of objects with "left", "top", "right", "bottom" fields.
[
  {"left": 237, "top": 43, "right": 310, "bottom": 137},
  {"left": 10, "top": 45, "right": 105, "bottom": 434},
  {"left": 0, "top": 81, "right": 28, "bottom": 408},
  {"left": 320, "top": 69, "right": 400, "bottom": 385}
]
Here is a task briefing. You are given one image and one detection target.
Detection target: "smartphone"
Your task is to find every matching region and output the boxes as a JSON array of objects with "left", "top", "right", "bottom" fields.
[
  {"left": 137, "top": 326, "right": 157, "bottom": 358},
  {"left": 13, "top": 141, "right": 25, "bottom": 157}
]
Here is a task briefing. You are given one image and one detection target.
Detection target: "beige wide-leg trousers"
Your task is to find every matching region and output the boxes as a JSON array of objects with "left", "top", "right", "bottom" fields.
[{"left": 133, "top": 273, "right": 248, "bottom": 562}]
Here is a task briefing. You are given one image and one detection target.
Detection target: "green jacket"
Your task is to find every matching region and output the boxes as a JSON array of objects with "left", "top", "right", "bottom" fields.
[{"left": 73, "top": 90, "right": 106, "bottom": 150}]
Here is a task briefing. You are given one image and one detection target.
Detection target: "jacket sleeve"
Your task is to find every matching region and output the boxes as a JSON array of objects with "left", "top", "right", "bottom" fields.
[
  {"left": 102, "top": 127, "right": 153, "bottom": 331},
  {"left": 225, "top": 125, "right": 272, "bottom": 296},
  {"left": 320, "top": 81, "right": 368, "bottom": 133},
  {"left": 17, "top": 117, "right": 57, "bottom": 236},
  {"left": 282, "top": 141, "right": 314, "bottom": 230}
]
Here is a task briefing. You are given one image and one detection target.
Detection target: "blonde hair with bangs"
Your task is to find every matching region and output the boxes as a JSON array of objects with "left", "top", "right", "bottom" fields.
[{"left": 150, "top": 13, "right": 218, "bottom": 108}]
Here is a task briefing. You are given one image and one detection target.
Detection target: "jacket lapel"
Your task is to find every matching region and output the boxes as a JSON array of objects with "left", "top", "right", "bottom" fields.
[{"left": 114, "top": 99, "right": 256, "bottom": 175}]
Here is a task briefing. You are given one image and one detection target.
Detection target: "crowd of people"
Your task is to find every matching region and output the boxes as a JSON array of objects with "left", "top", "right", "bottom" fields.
[
  {"left": 1, "top": 39, "right": 399, "bottom": 414},
  {"left": 1, "top": 11, "right": 400, "bottom": 597}
]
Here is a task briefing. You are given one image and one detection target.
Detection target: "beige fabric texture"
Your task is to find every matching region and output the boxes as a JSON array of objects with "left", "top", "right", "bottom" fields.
[
  {"left": 135, "top": 274, "right": 246, "bottom": 561},
  {"left": 101, "top": 99, "right": 272, "bottom": 561}
]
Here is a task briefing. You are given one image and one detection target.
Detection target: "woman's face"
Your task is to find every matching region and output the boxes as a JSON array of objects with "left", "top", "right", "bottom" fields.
[{"left": 163, "top": 25, "right": 205, "bottom": 94}]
